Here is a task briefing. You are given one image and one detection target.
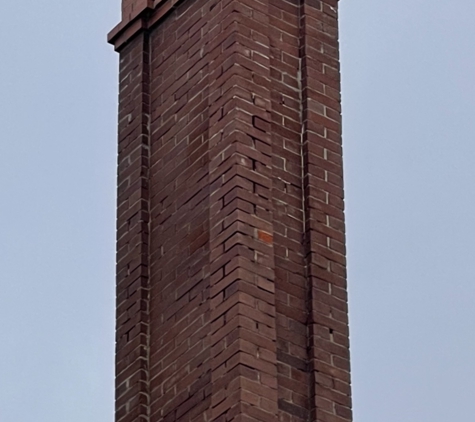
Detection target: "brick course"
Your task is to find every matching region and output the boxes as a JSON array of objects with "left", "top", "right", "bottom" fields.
[{"left": 109, "top": 0, "right": 351, "bottom": 421}]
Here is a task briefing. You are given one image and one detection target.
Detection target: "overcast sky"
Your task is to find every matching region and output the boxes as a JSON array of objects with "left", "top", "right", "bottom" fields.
[{"left": 1, "top": 1, "right": 474, "bottom": 421}]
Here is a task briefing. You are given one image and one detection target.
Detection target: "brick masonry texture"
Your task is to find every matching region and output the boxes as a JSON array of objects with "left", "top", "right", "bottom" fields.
[{"left": 109, "top": 0, "right": 351, "bottom": 421}]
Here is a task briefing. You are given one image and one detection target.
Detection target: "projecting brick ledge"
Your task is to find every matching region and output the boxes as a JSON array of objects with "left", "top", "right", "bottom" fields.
[{"left": 108, "top": 0, "right": 182, "bottom": 50}]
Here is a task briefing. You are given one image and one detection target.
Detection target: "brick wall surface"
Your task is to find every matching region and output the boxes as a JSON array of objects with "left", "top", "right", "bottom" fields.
[{"left": 110, "top": 0, "right": 351, "bottom": 421}]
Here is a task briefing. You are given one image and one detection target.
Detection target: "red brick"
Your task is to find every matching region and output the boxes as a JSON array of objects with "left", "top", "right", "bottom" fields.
[{"left": 109, "top": 0, "right": 352, "bottom": 421}]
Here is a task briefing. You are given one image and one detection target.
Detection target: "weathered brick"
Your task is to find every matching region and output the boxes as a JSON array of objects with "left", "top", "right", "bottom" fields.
[{"left": 109, "top": 0, "right": 351, "bottom": 420}]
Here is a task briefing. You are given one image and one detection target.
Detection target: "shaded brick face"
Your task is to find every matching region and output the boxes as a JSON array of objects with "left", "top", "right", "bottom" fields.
[{"left": 110, "top": 0, "right": 351, "bottom": 421}]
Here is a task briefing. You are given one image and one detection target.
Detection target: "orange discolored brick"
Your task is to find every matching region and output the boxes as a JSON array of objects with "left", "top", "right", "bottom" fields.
[{"left": 258, "top": 230, "right": 274, "bottom": 244}]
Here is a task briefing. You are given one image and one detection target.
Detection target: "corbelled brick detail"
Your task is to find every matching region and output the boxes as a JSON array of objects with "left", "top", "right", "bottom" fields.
[{"left": 109, "top": 0, "right": 351, "bottom": 421}]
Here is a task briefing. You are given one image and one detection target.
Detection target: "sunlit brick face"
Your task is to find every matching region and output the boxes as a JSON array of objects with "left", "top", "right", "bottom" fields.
[{"left": 109, "top": 0, "right": 352, "bottom": 421}]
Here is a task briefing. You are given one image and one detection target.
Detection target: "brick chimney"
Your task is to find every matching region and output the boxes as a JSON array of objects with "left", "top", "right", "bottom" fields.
[{"left": 108, "top": 0, "right": 352, "bottom": 421}]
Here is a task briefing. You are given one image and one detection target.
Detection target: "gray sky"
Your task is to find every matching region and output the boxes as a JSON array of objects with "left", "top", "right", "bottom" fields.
[{"left": 0, "top": 1, "right": 474, "bottom": 421}]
